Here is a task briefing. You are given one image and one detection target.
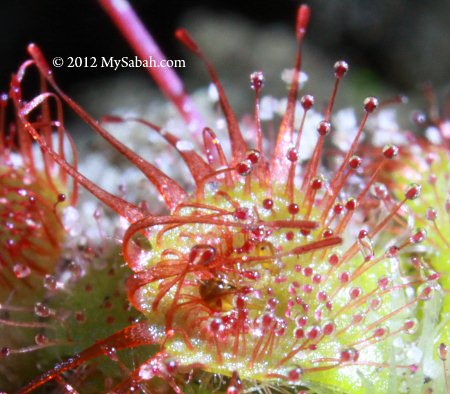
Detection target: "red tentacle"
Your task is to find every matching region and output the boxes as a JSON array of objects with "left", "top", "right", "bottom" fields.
[
  {"left": 108, "top": 116, "right": 213, "bottom": 186},
  {"left": 202, "top": 126, "right": 233, "bottom": 186},
  {"left": 11, "top": 88, "right": 144, "bottom": 223},
  {"left": 18, "top": 322, "right": 162, "bottom": 394},
  {"left": 110, "top": 351, "right": 183, "bottom": 394},
  {"left": 176, "top": 29, "right": 248, "bottom": 164},
  {"left": 272, "top": 5, "right": 310, "bottom": 181},
  {"left": 27, "top": 44, "right": 188, "bottom": 211}
]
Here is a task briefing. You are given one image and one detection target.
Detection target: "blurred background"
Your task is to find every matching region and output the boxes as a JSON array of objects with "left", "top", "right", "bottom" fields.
[{"left": 1, "top": 0, "right": 449, "bottom": 116}]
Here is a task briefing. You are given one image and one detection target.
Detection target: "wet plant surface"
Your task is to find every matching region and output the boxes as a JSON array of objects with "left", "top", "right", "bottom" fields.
[{"left": 0, "top": 1, "right": 449, "bottom": 393}]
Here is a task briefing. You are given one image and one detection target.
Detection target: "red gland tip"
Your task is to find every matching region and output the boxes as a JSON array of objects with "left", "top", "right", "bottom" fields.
[
  {"left": 262, "top": 198, "right": 273, "bottom": 210},
  {"left": 418, "top": 286, "right": 433, "bottom": 300},
  {"left": 189, "top": 244, "right": 216, "bottom": 265},
  {"left": 410, "top": 228, "right": 427, "bottom": 244},
  {"left": 403, "top": 319, "right": 417, "bottom": 334},
  {"left": 287, "top": 147, "right": 299, "bottom": 162},
  {"left": 333, "top": 203, "right": 344, "bottom": 214},
  {"left": 288, "top": 366, "right": 303, "bottom": 381},
  {"left": 311, "top": 177, "right": 323, "bottom": 190},
  {"left": 175, "top": 29, "right": 199, "bottom": 53},
  {"left": 373, "top": 327, "right": 388, "bottom": 338},
  {"left": 323, "top": 322, "right": 335, "bottom": 335},
  {"left": 317, "top": 120, "right": 331, "bottom": 136},
  {"left": 322, "top": 228, "right": 334, "bottom": 238},
  {"left": 296, "top": 5, "right": 311, "bottom": 40},
  {"left": 288, "top": 203, "right": 299, "bottom": 215},
  {"left": 349, "top": 287, "right": 362, "bottom": 299},
  {"left": 246, "top": 149, "right": 261, "bottom": 164},
  {"left": 236, "top": 159, "right": 252, "bottom": 176},
  {"left": 328, "top": 253, "right": 339, "bottom": 266},
  {"left": 348, "top": 155, "right": 362, "bottom": 169},
  {"left": 340, "top": 348, "right": 359, "bottom": 362},
  {"left": 358, "top": 229, "right": 368, "bottom": 239},
  {"left": 363, "top": 97, "right": 378, "bottom": 113},
  {"left": 250, "top": 71, "right": 265, "bottom": 91},
  {"left": 404, "top": 183, "right": 421, "bottom": 200},
  {"left": 301, "top": 94, "right": 314, "bottom": 110},
  {"left": 426, "top": 207, "right": 437, "bottom": 221},
  {"left": 234, "top": 207, "right": 249, "bottom": 220},
  {"left": 382, "top": 144, "right": 399, "bottom": 159},
  {"left": 34, "top": 302, "right": 51, "bottom": 318},
  {"left": 334, "top": 60, "right": 349, "bottom": 78},
  {"left": 345, "top": 198, "right": 357, "bottom": 210}
]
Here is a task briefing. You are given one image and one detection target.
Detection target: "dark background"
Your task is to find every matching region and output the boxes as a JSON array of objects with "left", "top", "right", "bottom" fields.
[{"left": 1, "top": 0, "right": 449, "bottom": 96}]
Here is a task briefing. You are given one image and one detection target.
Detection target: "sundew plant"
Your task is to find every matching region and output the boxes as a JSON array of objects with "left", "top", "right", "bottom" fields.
[{"left": 0, "top": 1, "right": 449, "bottom": 393}]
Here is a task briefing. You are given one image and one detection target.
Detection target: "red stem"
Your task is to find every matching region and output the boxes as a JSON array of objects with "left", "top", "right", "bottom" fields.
[{"left": 98, "top": 0, "right": 204, "bottom": 132}]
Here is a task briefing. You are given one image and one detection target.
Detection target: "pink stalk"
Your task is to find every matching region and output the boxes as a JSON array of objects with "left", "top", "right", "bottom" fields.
[{"left": 98, "top": 0, "right": 204, "bottom": 132}]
